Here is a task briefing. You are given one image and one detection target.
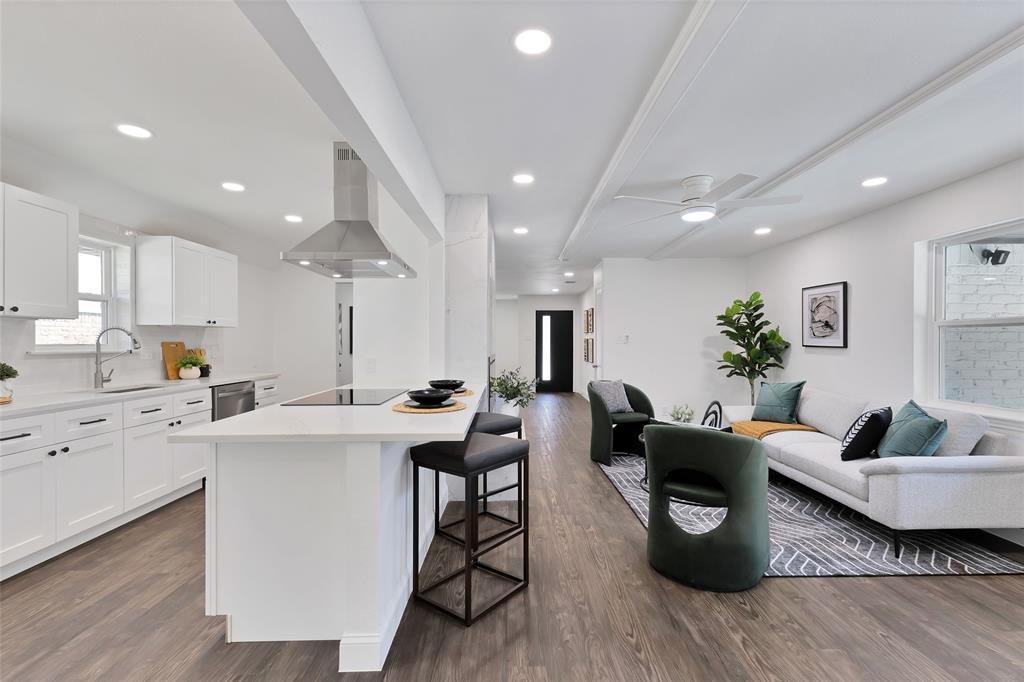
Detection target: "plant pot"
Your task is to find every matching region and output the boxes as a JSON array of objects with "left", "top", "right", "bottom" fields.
[
  {"left": 199, "top": 365, "right": 212, "bottom": 378},
  {"left": 492, "top": 396, "right": 521, "bottom": 418},
  {"left": 178, "top": 366, "right": 201, "bottom": 380},
  {"left": 0, "top": 379, "right": 13, "bottom": 405}
]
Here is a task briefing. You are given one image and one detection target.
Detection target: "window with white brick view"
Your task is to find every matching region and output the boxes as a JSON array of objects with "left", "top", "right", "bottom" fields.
[
  {"left": 35, "top": 238, "right": 117, "bottom": 347},
  {"left": 938, "top": 230, "right": 1023, "bottom": 410}
]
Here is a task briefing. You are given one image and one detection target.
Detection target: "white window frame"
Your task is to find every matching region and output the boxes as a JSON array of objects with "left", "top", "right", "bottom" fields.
[
  {"left": 915, "top": 216, "right": 1024, "bottom": 422},
  {"left": 34, "top": 237, "right": 118, "bottom": 350}
]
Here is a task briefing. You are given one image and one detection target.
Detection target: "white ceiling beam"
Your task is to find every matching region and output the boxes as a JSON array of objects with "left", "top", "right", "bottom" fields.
[
  {"left": 649, "top": 23, "right": 1024, "bottom": 259},
  {"left": 237, "top": 0, "right": 446, "bottom": 243},
  {"left": 557, "top": 0, "right": 749, "bottom": 262}
]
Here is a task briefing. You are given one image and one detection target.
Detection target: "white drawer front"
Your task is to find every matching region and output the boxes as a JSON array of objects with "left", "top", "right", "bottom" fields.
[
  {"left": 53, "top": 402, "right": 123, "bottom": 442},
  {"left": 255, "top": 379, "right": 280, "bottom": 400},
  {"left": 173, "top": 388, "right": 212, "bottom": 417},
  {"left": 123, "top": 395, "right": 174, "bottom": 427},
  {"left": 255, "top": 396, "right": 281, "bottom": 410},
  {"left": 0, "top": 413, "right": 56, "bottom": 456}
]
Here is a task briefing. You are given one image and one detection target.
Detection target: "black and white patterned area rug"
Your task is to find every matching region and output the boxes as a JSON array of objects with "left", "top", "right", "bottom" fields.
[{"left": 600, "top": 455, "right": 1024, "bottom": 577}]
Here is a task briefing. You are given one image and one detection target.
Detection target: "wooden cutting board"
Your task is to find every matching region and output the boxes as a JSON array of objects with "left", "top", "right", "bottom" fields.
[{"left": 161, "top": 341, "right": 186, "bottom": 380}]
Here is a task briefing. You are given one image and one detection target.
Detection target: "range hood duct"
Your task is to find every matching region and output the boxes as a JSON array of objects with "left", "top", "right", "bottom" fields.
[{"left": 281, "top": 142, "right": 415, "bottom": 279}]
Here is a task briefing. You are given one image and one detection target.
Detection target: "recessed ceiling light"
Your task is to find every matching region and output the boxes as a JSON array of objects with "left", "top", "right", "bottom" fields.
[
  {"left": 299, "top": 260, "right": 311, "bottom": 266},
  {"left": 754, "top": 226, "right": 772, "bottom": 236},
  {"left": 513, "top": 173, "right": 535, "bottom": 185},
  {"left": 221, "top": 182, "right": 245, "bottom": 192},
  {"left": 680, "top": 207, "right": 716, "bottom": 223},
  {"left": 284, "top": 214, "right": 303, "bottom": 223},
  {"left": 564, "top": 271, "right": 575, "bottom": 277},
  {"left": 332, "top": 273, "right": 342, "bottom": 278},
  {"left": 551, "top": 288, "right": 560, "bottom": 293},
  {"left": 514, "top": 29, "right": 551, "bottom": 56},
  {"left": 376, "top": 260, "right": 389, "bottom": 266},
  {"left": 398, "top": 273, "right": 407, "bottom": 278},
  {"left": 861, "top": 176, "right": 888, "bottom": 188},
  {"left": 116, "top": 123, "right": 152, "bottom": 139},
  {"left": 513, "top": 227, "right": 529, "bottom": 235}
]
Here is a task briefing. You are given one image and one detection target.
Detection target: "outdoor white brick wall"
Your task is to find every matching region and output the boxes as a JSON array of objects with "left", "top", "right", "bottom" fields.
[{"left": 942, "top": 243, "right": 1023, "bottom": 409}]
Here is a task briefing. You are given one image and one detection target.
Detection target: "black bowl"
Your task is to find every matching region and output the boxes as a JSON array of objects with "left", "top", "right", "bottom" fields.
[
  {"left": 408, "top": 388, "right": 454, "bottom": 406},
  {"left": 428, "top": 379, "right": 465, "bottom": 391}
]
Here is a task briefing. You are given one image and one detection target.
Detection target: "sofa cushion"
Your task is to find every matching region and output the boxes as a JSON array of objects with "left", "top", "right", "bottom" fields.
[
  {"left": 877, "top": 401, "right": 947, "bottom": 458},
  {"left": 918, "top": 407, "right": 988, "bottom": 457},
  {"left": 775, "top": 441, "right": 869, "bottom": 501},
  {"left": 839, "top": 407, "right": 892, "bottom": 461},
  {"left": 760, "top": 430, "right": 838, "bottom": 461},
  {"left": 590, "top": 380, "right": 631, "bottom": 413},
  {"left": 751, "top": 381, "right": 806, "bottom": 423},
  {"left": 796, "top": 388, "right": 869, "bottom": 440}
]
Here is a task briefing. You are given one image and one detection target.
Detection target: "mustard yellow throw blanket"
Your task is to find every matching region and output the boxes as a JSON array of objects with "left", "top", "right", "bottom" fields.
[{"left": 731, "top": 421, "right": 818, "bottom": 440}]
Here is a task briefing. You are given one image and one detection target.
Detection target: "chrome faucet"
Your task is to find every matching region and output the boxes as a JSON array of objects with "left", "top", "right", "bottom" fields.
[{"left": 94, "top": 327, "right": 142, "bottom": 388}]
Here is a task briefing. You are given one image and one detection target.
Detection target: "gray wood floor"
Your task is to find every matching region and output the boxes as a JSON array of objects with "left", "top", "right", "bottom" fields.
[{"left": 2, "top": 392, "right": 1023, "bottom": 681}]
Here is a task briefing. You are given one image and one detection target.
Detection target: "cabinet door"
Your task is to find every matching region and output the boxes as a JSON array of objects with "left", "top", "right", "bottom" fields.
[
  {"left": 171, "top": 411, "right": 210, "bottom": 487},
  {"left": 205, "top": 249, "right": 238, "bottom": 327},
  {"left": 172, "top": 239, "right": 209, "bottom": 326},
  {"left": 0, "top": 446, "right": 57, "bottom": 566},
  {"left": 55, "top": 432, "right": 124, "bottom": 541},
  {"left": 123, "top": 420, "right": 174, "bottom": 511},
  {"left": 2, "top": 184, "right": 78, "bottom": 319}
]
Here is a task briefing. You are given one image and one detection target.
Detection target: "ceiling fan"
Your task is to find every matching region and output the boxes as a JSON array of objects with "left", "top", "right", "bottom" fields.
[{"left": 614, "top": 174, "right": 801, "bottom": 225}]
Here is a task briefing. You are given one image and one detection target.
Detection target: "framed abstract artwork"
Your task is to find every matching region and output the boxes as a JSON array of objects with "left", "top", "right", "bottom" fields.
[{"left": 802, "top": 281, "right": 847, "bottom": 348}]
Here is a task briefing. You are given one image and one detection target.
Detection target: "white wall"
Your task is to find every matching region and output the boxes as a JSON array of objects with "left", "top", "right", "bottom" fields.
[
  {"left": 269, "top": 264, "right": 336, "bottom": 400},
  {"left": 746, "top": 158, "right": 1024, "bottom": 405},
  {"left": 597, "top": 258, "right": 750, "bottom": 416},
  {"left": 493, "top": 298, "right": 520, "bottom": 376},
  {"left": 444, "top": 195, "right": 491, "bottom": 385}
]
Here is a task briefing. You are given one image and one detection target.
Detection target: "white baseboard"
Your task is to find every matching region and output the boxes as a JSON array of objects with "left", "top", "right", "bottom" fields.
[
  {"left": 1, "top": 481, "right": 203, "bottom": 580},
  {"left": 985, "top": 528, "right": 1024, "bottom": 547}
]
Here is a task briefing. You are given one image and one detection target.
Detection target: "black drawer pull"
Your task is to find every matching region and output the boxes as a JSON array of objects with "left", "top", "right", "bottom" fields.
[
  {"left": 186, "top": 399, "right": 204, "bottom": 405},
  {"left": 0, "top": 432, "right": 31, "bottom": 442},
  {"left": 48, "top": 450, "right": 57, "bottom": 457},
  {"left": 262, "top": 386, "right": 275, "bottom": 391},
  {"left": 61, "top": 447, "right": 70, "bottom": 453},
  {"left": 169, "top": 422, "right": 175, "bottom": 427},
  {"left": 176, "top": 420, "right": 182, "bottom": 425},
  {"left": 140, "top": 408, "right": 162, "bottom": 414},
  {"left": 79, "top": 418, "right": 107, "bottom": 426}
]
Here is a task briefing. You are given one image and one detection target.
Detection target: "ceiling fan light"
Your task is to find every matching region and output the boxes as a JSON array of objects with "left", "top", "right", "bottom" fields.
[{"left": 680, "top": 206, "right": 716, "bottom": 223}]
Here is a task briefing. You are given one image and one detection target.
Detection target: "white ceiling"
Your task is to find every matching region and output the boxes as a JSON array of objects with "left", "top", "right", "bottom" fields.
[{"left": 1, "top": 1, "right": 341, "bottom": 264}]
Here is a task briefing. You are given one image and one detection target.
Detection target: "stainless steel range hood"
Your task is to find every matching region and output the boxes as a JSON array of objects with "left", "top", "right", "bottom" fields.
[{"left": 281, "top": 143, "right": 415, "bottom": 279}]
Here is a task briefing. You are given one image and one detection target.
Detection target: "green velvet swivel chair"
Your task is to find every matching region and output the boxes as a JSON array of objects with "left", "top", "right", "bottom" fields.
[
  {"left": 587, "top": 382, "right": 655, "bottom": 465},
  {"left": 644, "top": 425, "right": 769, "bottom": 592}
]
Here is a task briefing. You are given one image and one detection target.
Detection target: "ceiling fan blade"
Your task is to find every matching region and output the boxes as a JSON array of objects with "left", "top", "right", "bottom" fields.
[
  {"left": 614, "top": 194, "right": 684, "bottom": 207},
  {"left": 621, "top": 208, "right": 685, "bottom": 227},
  {"left": 701, "top": 173, "right": 758, "bottom": 202},
  {"left": 717, "top": 195, "right": 803, "bottom": 209}
]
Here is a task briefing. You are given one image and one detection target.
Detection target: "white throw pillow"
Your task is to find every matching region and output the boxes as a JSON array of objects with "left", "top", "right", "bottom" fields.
[
  {"left": 590, "top": 380, "right": 632, "bottom": 413},
  {"left": 920, "top": 407, "right": 988, "bottom": 457}
]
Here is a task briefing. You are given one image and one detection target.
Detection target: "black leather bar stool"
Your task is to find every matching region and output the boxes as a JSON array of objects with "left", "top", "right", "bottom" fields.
[
  {"left": 470, "top": 412, "right": 524, "bottom": 523},
  {"left": 411, "top": 432, "right": 529, "bottom": 626}
]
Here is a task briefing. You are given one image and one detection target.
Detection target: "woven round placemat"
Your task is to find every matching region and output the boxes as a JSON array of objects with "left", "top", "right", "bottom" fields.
[
  {"left": 453, "top": 388, "right": 475, "bottom": 397},
  {"left": 393, "top": 400, "right": 467, "bottom": 414}
]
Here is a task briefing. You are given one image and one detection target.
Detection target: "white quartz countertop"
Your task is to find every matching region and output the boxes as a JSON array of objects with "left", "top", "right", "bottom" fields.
[
  {"left": 0, "top": 371, "right": 280, "bottom": 419},
  {"left": 168, "top": 384, "right": 485, "bottom": 444}
]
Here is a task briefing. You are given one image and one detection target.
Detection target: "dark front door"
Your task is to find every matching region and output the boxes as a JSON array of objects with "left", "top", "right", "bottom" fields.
[{"left": 535, "top": 310, "right": 573, "bottom": 392}]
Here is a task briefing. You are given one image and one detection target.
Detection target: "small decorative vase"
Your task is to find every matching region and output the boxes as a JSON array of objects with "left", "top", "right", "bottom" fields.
[
  {"left": 179, "top": 366, "right": 201, "bottom": 380},
  {"left": 199, "top": 365, "right": 212, "bottom": 378},
  {"left": 0, "top": 379, "right": 13, "bottom": 405}
]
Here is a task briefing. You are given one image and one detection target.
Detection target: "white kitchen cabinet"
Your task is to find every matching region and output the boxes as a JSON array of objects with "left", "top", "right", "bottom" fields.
[
  {"left": 135, "top": 235, "right": 238, "bottom": 327},
  {"left": 54, "top": 431, "right": 124, "bottom": 541},
  {"left": 254, "top": 378, "right": 281, "bottom": 409},
  {"left": 0, "top": 183, "right": 79, "bottom": 319},
  {"left": 171, "top": 410, "right": 210, "bottom": 486},
  {"left": 123, "top": 419, "right": 174, "bottom": 511},
  {"left": 0, "top": 445, "right": 57, "bottom": 565}
]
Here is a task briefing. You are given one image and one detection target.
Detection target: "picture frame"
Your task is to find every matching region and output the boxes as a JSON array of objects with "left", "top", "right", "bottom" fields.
[{"left": 802, "top": 281, "right": 847, "bottom": 348}]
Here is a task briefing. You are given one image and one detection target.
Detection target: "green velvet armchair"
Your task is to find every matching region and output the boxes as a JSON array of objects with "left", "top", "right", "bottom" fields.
[
  {"left": 644, "top": 425, "right": 769, "bottom": 592},
  {"left": 587, "top": 382, "right": 655, "bottom": 465}
]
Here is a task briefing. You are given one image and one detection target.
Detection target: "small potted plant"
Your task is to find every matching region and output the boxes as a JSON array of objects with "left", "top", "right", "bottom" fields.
[
  {"left": 189, "top": 347, "right": 212, "bottom": 377},
  {"left": 0, "top": 361, "right": 18, "bottom": 404},
  {"left": 669, "top": 404, "right": 694, "bottom": 423},
  {"left": 177, "top": 353, "right": 205, "bottom": 381},
  {"left": 489, "top": 367, "right": 537, "bottom": 417}
]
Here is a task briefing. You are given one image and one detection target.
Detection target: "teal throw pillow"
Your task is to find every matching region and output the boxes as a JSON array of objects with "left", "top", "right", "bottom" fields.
[
  {"left": 751, "top": 381, "right": 806, "bottom": 424},
  {"left": 876, "top": 401, "right": 948, "bottom": 458}
]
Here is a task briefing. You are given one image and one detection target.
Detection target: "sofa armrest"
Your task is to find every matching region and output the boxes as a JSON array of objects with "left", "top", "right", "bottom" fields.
[
  {"left": 723, "top": 405, "right": 754, "bottom": 423},
  {"left": 860, "top": 455, "right": 1024, "bottom": 476}
]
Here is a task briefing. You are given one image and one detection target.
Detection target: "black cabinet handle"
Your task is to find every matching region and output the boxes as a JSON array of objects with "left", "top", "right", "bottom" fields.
[
  {"left": 168, "top": 421, "right": 175, "bottom": 427},
  {"left": 0, "top": 432, "right": 31, "bottom": 442},
  {"left": 79, "top": 418, "right": 107, "bottom": 426},
  {"left": 140, "top": 408, "right": 162, "bottom": 414},
  {"left": 48, "top": 450, "right": 57, "bottom": 457},
  {"left": 206, "top": 320, "right": 211, "bottom": 324},
  {"left": 176, "top": 420, "right": 182, "bottom": 425},
  {"left": 186, "top": 400, "right": 203, "bottom": 405},
  {"left": 61, "top": 447, "right": 70, "bottom": 453},
  {"left": 10, "top": 306, "right": 18, "bottom": 312},
  {"left": 0, "top": 305, "right": 4, "bottom": 311}
]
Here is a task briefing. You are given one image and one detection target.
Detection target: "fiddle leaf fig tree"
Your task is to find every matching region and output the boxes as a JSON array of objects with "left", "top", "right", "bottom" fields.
[{"left": 716, "top": 291, "right": 790, "bottom": 405}]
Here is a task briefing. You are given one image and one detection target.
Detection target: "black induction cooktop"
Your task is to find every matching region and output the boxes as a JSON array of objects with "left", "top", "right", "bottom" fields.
[{"left": 282, "top": 388, "right": 408, "bottom": 407}]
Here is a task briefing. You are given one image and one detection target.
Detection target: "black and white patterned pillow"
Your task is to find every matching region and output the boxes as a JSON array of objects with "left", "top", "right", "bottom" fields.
[{"left": 840, "top": 407, "right": 893, "bottom": 461}]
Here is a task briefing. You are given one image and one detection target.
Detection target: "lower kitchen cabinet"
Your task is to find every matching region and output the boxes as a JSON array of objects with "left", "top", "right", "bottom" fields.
[
  {"left": 0, "top": 445, "right": 57, "bottom": 564},
  {"left": 172, "top": 411, "right": 210, "bottom": 486},
  {"left": 55, "top": 431, "right": 124, "bottom": 541},
  {"left": 124, "top": 419, "right": 174, "bottom": 511}
]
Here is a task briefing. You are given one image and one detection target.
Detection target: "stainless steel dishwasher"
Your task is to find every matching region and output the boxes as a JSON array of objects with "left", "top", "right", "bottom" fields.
[{"left": 212, "top": 381, "right": 256, "bottom": 421}]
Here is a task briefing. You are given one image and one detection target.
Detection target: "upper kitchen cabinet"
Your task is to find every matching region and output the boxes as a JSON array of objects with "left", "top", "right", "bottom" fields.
[
  {"left": 135, "top": 236, "right": 238, "bottom": 327},
  {"left": 0, "top": 183, "right": 79, "bottom": 319}
]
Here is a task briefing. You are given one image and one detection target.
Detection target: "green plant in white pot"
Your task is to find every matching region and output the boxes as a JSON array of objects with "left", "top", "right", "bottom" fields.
[
  {"left": 0, "top": 361, "right": 18, "bottom": 404},
  {"left": 177, "top": 353, "right": 205, "bottom": 381},
  {"left": 489, "top": 367, "right": 537, "bottom": 416}
]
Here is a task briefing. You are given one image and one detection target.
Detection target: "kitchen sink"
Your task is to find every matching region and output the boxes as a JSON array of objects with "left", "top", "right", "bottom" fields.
[{"left": 93, "top": 384, "right": 165, "bottom": 394}]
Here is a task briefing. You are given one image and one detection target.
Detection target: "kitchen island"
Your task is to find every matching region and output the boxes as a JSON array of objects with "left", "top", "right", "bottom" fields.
[{"left": 168, "top": 384, "right": 483, "bottom": 673}]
